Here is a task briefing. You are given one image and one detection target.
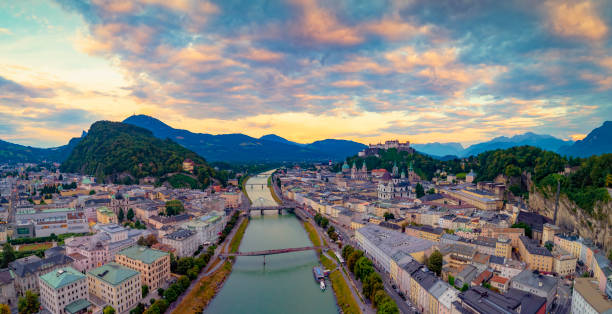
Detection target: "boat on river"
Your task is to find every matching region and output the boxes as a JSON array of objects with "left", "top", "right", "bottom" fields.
[{"left": 320, "top": 280, "right": 326, "bottom": 291}]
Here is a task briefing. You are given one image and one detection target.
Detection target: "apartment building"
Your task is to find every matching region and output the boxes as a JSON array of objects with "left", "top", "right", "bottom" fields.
[
  {"left": 510, "top": 270, "right": 557, "bottom": 312},
  {"left": 39, "top": 267, "right": 90, "bottom": 314},
  {"left": 162, "top": 229, "right": 199, "bottom": 257},
  {"left": 9, "top": 254, "right": 74, "bottom": 296},
  {"left": 115, "top": 246, "right": 170, "bottom": 290},
  {"left": 552, "top": 247, "right": 577, "bottom": 276},
  {"left": 572, "top": 277, "right": 612, "bottom": 314},
  {"left": 87, "top": 263, "right": 141, "bottom": 313},
  {"left": 518, "top": 236, "right": 553, "bottom": 272}
]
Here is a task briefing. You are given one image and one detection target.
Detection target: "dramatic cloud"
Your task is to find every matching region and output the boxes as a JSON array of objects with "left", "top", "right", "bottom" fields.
[{"left": 0, "top": 0, "right": 610, "bottom": 146}]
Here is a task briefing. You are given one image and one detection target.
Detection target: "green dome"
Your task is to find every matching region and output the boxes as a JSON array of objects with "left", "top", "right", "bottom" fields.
[{"left": 342, "top": 162, "right": 350, "bottom": 170}]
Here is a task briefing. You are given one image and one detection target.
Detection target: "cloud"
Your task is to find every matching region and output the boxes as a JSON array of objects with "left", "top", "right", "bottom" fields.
[
  {"left": 0, "top": 0, "right": 609, "bottom": 147},
  {"left": 546, "top": 0, "right": 608, "bottom": 41},
  {"left": 0, "top": 28, "right": 12, "bottom": 35}
]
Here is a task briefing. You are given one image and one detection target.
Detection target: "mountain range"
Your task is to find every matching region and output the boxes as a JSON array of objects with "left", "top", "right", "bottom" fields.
[
  {"left": 122, "top": 115, "right": 367, "bottom": 162},
  {"left": 0, "top": 116, "right": 609, "bottom": 164}
]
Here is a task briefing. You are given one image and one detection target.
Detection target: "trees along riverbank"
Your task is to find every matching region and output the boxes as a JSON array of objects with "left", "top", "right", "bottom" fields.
[
  {"left": 143, "top": 211, "right": 245, "bottom": 314},
  {"left": 342, "top": 245, "right": 399, "bottom": 314}
]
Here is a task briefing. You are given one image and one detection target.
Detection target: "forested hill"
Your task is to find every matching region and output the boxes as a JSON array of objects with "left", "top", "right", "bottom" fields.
[
  {"left": 337, "top": 146, "right": 611, "bottom": 215},
  {"left": 61, "top": 121, "right": 217, "bottom": 186}
]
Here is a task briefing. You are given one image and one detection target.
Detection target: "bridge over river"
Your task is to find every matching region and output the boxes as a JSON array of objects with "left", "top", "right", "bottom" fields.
[{"left": 221, "top": 245, "right": 324, "bottom": 265}]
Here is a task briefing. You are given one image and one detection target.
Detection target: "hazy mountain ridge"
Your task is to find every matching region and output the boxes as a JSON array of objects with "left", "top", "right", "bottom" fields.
[{"left": 123, "top": 115, "right": 366, "bottom": 162}]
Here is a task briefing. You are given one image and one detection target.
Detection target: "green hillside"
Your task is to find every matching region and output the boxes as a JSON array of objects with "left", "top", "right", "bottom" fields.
[
  {"left": 337, "top": 146, "right": 611, "bottom": 216},
  {"left": 61, "top": 121, "right": 216, "bottom": 186}
]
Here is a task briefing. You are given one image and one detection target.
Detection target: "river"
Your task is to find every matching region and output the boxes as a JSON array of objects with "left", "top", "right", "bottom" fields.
[{"left": 204, "top": 213, "right": 338, "bottom": 314}]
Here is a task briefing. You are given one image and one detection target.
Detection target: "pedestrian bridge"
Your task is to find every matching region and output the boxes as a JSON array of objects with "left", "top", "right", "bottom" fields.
[{"left": 220, "top": 246, "right": 323, "bottom": 257}]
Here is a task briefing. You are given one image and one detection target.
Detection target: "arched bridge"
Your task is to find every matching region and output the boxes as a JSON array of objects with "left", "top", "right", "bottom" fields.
[{"left": 221, "top": 246, "right": 323, "bottom": 257}]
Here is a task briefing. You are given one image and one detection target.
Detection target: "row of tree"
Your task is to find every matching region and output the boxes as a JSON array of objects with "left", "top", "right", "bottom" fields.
[{"left": 341, "top": 245, "right": 399, "bottom": 314}]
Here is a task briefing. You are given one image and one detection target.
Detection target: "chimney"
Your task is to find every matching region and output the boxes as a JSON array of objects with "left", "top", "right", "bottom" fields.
[{"left": 538, "top": 281, "right": 542, "bottom": 287}]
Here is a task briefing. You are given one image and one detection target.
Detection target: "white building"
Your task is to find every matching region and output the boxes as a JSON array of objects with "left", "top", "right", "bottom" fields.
[
  {"left": 181, "top": 211, "right": 226, "bottom": 245},
  {"left": 39, "top": 267, "right": 90, "bottom": 314},
  {"left": 15, "top": 207, "right": 88, "bottom": 237},
  {"left": 571, "top": 277, "right": 612, "bottom": 314},
  {"left": 162, "top": 229, "right": 199, "bottom": 257}
]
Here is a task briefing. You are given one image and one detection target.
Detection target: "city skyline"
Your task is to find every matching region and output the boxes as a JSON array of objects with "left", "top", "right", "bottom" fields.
[{"left": 1, "top": 0, "right": 611, "bottom": 147}]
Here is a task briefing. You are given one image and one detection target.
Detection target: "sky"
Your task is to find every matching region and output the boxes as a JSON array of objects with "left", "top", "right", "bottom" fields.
[{"left": 0, "top": 0, "right": 611, "bottom": 148}]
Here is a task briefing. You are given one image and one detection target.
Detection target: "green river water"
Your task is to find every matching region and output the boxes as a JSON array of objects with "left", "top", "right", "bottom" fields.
[{"left": 204, "top": 213, "right": 338, "bottom": 314}]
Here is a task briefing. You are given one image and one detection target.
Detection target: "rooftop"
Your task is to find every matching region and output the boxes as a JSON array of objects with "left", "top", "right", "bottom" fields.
[
  {"left": 511, "top": 270, "right": 556, "bottom": 292},
  {"left": 117, "top": 246, "right": 168, "bottom": 264},
  {"left": 165, "top": 228, "right": 196, "bottom": 240},
  {"left": 64, "top": 299, "right": 92, "bottom": 314},
  {"left": 40, "top": 267, "right": 85, "bottom": 290},
  {"left": 88, "top": 262, "right": 139, "bottom": 286},
  {"left": 519, "top": 236, "right": 552, "bottom": 257},
  {"left": 356, "top": 224, "right": 435, "bottom": 256},
  {"left": 574, "top": 277, "right": 612, "bottom": 313}
]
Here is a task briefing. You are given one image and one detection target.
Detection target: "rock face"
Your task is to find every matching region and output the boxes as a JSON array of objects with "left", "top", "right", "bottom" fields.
[{"left": 529, "top": 186, "right": 612, "bottom": 251}]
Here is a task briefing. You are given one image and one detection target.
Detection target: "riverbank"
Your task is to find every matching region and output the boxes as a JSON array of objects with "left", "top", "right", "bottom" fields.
[
  {"left": 302, "top": 219, "right": 362, "bottom": 314},
  {"left": 172, "top": 217, "right": 250, "bottom": 313}
]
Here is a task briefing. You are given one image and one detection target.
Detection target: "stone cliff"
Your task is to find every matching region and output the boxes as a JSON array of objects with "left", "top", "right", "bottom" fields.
[{"left": 529, "top": 185, "right": 612, "bottom": 251}]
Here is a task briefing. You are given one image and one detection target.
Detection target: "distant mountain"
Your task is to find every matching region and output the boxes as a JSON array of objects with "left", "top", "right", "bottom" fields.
[
  {"left": 123, "top": 115, "right": 366, "bottom": 162},
  {"left": 461, "top": 132, "right": 572, "bottom": 157},
  {"left": 61, "top": 121, "right": 214, "bottom": 184},
  {"left": 412, "top": 142, "right": 464, "bottom": 157},
  {"left": 559, "top": 121, "right": 612, "bottom": 157},
  {"left": 0, "top": 135, "right": 82, "bottom": 164},
  {"left": 259, "top": 134, "right": 304, "bottom": 147}
]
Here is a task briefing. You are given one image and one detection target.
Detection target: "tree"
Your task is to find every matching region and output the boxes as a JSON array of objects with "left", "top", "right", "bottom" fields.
[
  {"left": 415, "top": 183, "right": 425, "bottom": 198},
  {"left": 511, "top": 222, "right": 532, "bottom": 238},
  {"left": 103, "top": 306, "right": 116, "bottom": 314},
  {"left": 18, "top": 291, "right": 40, "bottom": 314},
  {"left": 448, "top": 275, "right": 454, "bottom": 286},
  {"left": 342, "top": 245, "right": 354, "bottom": 260},
  {"left": 142, "top": 285, "right": 149, "bottom": 298},
  {"left": 363, "top": 273, "right": 384, "bottom": 301},
  {"left": 608, "top": 249, "right": 612, "bottom": 263},
  {"left": 127, "top": 208, "right": 135, "bottom": 221},
  {"left": 460, "top": 283, "right": 469, "bottom": 292},
  {"left": 426, "top": 188, "right": 436, "bottom": 194},
  {"left": 347, "top": 250, "right": 364, "bottom": 274},
  {"left": 383, "top": 212, "right": 395, "bottom": 221},
  {"left": 354, "top": 257, "right": 374, "bottom": 281},
  {"left": 1, "top": 243, "right": 15, "bottom": 268},
  {"left": 377, "top": 300, "right": 399, "bottom": 314},
  {"left": 89, "top": 190, "right": 96, "bottom": 195},
  {"left": 0, "top": 304, "right": 10, "bottom": 314},
  {"left": 157, "top": 288, "right": 164, "bottom": 297},
  {"left": 118, "top": 208, "right": 125, "bottom": 222},
  {"left": 373, "top": 289, "right": 388, "bottom": 307},
  {"left": 427, "top": 250, "right": 443, "bottom": 276},
  {"left": 165, "top": 200, "right": 185, "bottom": 216},
  {"left": 545, "top": 242, "right": 554, "bottom": 251}
]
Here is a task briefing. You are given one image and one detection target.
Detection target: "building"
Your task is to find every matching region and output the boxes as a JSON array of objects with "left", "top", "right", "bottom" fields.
[
  {"left": 96, "top": 206, "right": 118, "bottom": 224},
  {"left": 518, "top": 236, "right": 553, "bottom": 272},
  {"left": 87, "top": 263, "right": 141, "bottom": 313},
  {"left": 39, "top": 267, "right": 90, "bottom": 314},
  {"left": 15, "top": 207, "right": 88, "bottom": 237},
  {"left": 495, "top": 237, "right": 512, "bottom": 259},
  {"left": 115, "top": 246, "right": 170, "bottom": 290},
  {"left": 455, "top": 286, "right": 546, "bottom": 314},
  {"left": 440, "top": 186, "right": 502, "bottom": 210},
  {"left": 516, "top": 211, "right": 551, "bottom": 243},
  {"left": 9, "top": 254, "right": 74, "bottom": 296},
  {"left": 65, "top": 224, "right": 150, "bottom": 272},
  {"left": 161, "top": 229, "right": 199, "bottom": 257},
  {"left": 490, "top": 275, "right": 510, "bottom": 293},
  {"left": 182, "top": 159, "right": 195, "bottom": 173},
  {"left": 542, "top": 223, "right": 559, "bottom": 245},
  {"left": 510, "top": 269, "right": 557, "bottom": 312},
  {"left": 182, "top": 211, "right": 225, "bottom": 245},
  {"left": 356, "top": 224, "right": 435, "bottom": 273},
  {"left": 572, "top": 277, "right": 612, "bottom": 314},
  {"left": 405, "top": 225, "right": 444, "bottom": 242},
  {"left": 552, "top": 247, "right": 577, "bottom": 277},
  {"left": 220, "top": 192, "right": 242, "bottom": 209},
  {"left": 0, "top": 269, "right": 16, "bottom": 308},
  {"left": 481, "top": 227, "right": 524, "bottom": 248}
]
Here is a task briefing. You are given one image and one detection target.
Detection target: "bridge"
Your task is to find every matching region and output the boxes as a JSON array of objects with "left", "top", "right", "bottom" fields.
[
  {"left": 247, "top": 205, "right": 294, "bottom": 215},
  {"left": 221, "top": 246, "right": 323, "bottom": 264}
]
